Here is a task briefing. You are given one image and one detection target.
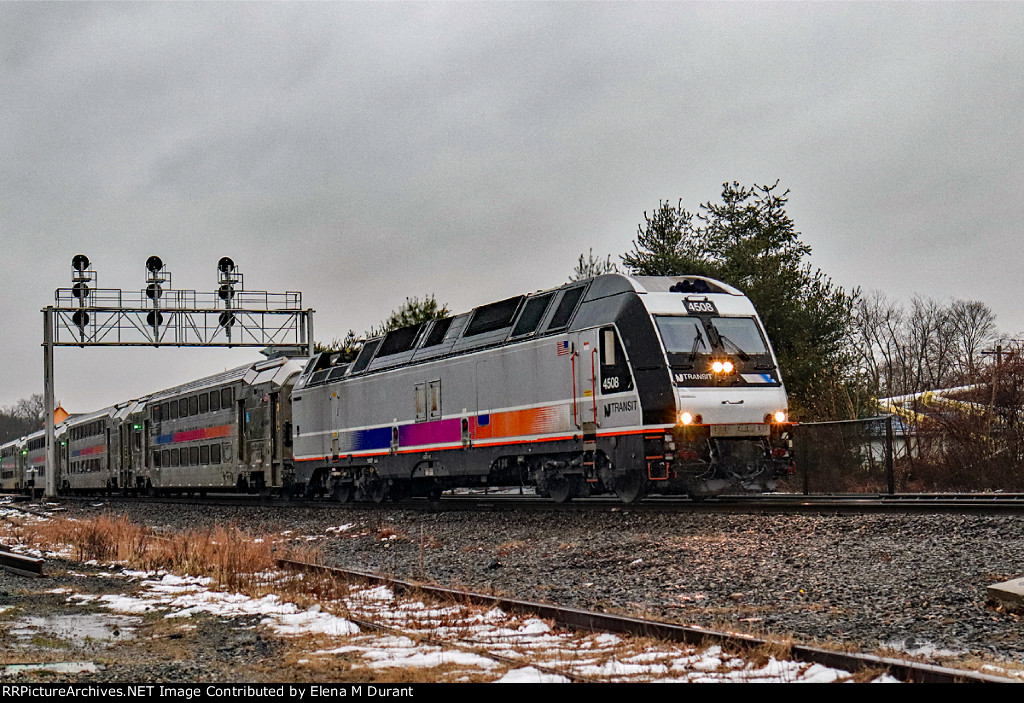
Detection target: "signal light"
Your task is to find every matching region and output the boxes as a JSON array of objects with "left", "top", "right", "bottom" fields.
[
  {"left": 218, "top": 257, "right": 235, "bottom": 273},
  {"left": 146, "top": 311, "right": 164, "bottom": 327},
  {"left": 146, "top": 283, "right": 162, "bottom": 299},
  {"left": 72, "top": 310, "right": 89, "bottom": 329},
  {"left": 218, "top": 283, "right": 234, "bottom": 301},
  {"left": 219, "top": 311, "right": 236, "bottom": 328},
  {"left": 146, "top": 256, "right": 164, "bottom": 273},
  {"left": 72, "top": 282, "right": 90, "bottom": 299},
  {"left": 72, "top": 254, "right": 90, "bottom": 271}
]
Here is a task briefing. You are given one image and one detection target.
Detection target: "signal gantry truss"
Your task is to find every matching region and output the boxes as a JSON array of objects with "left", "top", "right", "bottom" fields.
[
  {"left": 41, "top": 254, "right": 315, "bottom": 498},
  {"left": 51, "top": 256, "right": 313, "bottom": 349}
]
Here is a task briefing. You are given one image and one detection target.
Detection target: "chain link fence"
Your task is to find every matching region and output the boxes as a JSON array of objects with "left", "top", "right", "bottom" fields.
[
  {"left": 784, "top": 416, "right": 895, "bottom": 494},
  {"left": 784, "top": 413, "right": 1024, "bottom": 494}
]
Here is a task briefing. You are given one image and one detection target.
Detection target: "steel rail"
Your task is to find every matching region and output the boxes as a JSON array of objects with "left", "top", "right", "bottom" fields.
[
  {"left": 43, "top": 492, "right": 1024, "bottom": 515},
  {"left": 0, "top": 550, "right": 43, "bottom": 577},
  {"left": 276, "top": 558, "right": 1015, "bottom": 684}
]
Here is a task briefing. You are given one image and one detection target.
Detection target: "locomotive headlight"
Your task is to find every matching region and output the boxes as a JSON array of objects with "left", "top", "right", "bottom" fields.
[
  {"left": 711, "top": 360, "right": 734, "bottom": 374},
  {"left": 679, "top": 411, "right": 693, "bottom": 425},
  {"left": 772, "top": 410, "right": 787, "bottom": 423}
]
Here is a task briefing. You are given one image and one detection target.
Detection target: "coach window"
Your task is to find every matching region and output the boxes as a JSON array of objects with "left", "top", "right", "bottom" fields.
[
  {"left": 210, "top": 390, "right": 220, "bottom": 412},
  {"left": 153, "top": 451, "right": 161, "bottom": 468},
  {"left": 211, "top": 443, "right": 221, "bottom": 465},
  {"left": 170, "top": 448, "right": 179, "bottom": 467},
  {"left": 200, "top": 445, "right": 210, "bottom": 465},
  {"left": 190, "top": 446, "right": 199, "bottom": 466},
  {"left": 179, "top": 398, "right": 189, "bottom": 417},
  {"left": 221, "top": 387, "right": 233, "bottom": 408},
  {"left": 167, "top": 402, "right": 176, "bottom": 420},
  {"left": 199, "top": 393, "right": 209, "bottom": 414},
  {"left": 153, "top": 405, "right": 161, "bottom": 423},
  {"left": 599, "top": 327, "right": 634, "bottom": 395},
  {"left": 189, "top": 396, "right": 199, "bottom": 416},
  {"left": 162, "top": 449, "right": 170, "bottom": 467}
]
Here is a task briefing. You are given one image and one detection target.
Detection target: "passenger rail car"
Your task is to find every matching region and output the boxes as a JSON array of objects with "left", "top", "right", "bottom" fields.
[
  {"left": 1, "top": 439, "right": 22, "bottom": 493},
  {"left": 133, "top": 356, "right": 303, "bottom": 495},
  {"left": 60, "top": 405, "right": 119, "bottom": 495},
  {"left": 292, "top": 274, "right": 794, "bottom": 503}
]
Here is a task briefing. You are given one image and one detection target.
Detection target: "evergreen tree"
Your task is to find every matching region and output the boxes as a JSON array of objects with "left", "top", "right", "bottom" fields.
[
  {"left": 570, "top": 248, "right": 620, "bottom": 281},
  {"left": 622, "top": 182, "right": 858, "bottom": 416}
]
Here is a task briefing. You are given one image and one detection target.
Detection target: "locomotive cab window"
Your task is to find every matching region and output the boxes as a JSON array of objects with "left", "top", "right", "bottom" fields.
[
  {"left": 707, "top": 317, "right": 770, "bottom": 356},
  {"left": 600, "top": 327, "right": 634, "bottom": 394}
]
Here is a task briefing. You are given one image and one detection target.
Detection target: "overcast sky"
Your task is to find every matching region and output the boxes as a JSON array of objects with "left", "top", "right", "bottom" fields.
[{"left": 2, "top": 2, "right": 1023, "bottom": 412}]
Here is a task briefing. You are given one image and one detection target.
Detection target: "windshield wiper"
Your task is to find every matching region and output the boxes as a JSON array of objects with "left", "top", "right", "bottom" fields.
[{"left": 688, "top": 324, "right": 707, "bottom": 362}]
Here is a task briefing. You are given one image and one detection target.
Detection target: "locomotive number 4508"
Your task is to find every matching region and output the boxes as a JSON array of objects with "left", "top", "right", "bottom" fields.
[{"left": 684, "top": 300, "right": 718, "bottom": 315}]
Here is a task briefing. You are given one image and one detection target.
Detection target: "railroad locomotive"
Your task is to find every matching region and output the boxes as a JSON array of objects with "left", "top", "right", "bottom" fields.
[
  {"left": 291, "top": 274, "right": 793, "bottom": 503},
  {"left": 1, "top": 274, "right": 793, "bottom": 503}
]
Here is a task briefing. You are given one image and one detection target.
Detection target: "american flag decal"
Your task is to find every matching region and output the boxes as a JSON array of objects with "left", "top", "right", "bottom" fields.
[{"left": 556, "top": 340, "right": 570, "bottom": 356}]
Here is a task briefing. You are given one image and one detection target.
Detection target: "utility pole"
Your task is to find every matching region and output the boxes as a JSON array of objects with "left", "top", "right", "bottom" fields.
[{"left": 982, "top": 343, "right": 1003, "bottom": 437}]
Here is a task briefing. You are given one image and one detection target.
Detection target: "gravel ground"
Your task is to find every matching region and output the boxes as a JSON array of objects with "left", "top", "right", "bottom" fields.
[{"left": 10, "top": 500, "right": 1024, "bottom": 673}]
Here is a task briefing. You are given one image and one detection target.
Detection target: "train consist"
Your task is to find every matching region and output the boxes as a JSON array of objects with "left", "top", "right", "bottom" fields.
[{"left": 1, "top": 274, "right": 794, "bottom": 503}]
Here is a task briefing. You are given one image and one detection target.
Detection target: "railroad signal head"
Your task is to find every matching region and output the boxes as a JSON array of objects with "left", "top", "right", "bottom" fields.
[
  {"left": 218, "top": 257, "right": 235, "bottom": 273},
  {"left": 146, "top": 256, "right": 164, "bottom": 273},
  {"left": 218, "top": 311, "right": 236, "bottom": 328},
  {"left": 72, "top": 282, "right": 90, "bottom": 299},
  {"left": 72, "top": 310, "right": 89, "bottom": 329},
  {"left": 72, "top": 254, "right": 90, "bottom": 272},
  {"left": 146, "top": 283, "right": 162, "bottom": 300},
  {"left": 146, "top": 311, "right": 164, "bottom": 328},
  {"left": 218, "top": 283, "right": 234, "bottom": 301}
]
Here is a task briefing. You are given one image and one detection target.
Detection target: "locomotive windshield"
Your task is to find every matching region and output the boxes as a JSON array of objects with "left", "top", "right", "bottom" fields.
[
  {"left": 705, "top": 317, "right": 769, "bottom": 356},
  {"left": 655, "top": 315, "right": 770, "bottom": 358},
  {"left": 655, "top": 317, "right": 708, "bottom": 356}
]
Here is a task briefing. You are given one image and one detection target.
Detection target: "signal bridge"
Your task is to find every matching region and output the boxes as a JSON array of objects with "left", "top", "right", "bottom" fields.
[
  {"left": 52, "top": 255, "right": 312, "bottom": 348},
  {"left": 42, "top": 254, "right": 315, "bottom": 498}
]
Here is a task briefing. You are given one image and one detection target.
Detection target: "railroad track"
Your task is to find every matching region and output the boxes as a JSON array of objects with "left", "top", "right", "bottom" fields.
[
  {"left": 31, "top": 491, "right": 1024, "bottom": 515},
  {"left": 276, "top": 558, "right": 1014, "bottom": 684}
]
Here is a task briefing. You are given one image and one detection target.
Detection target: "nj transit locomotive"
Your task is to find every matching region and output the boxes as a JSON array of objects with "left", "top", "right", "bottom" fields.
[
  {"left": 0, "top": 274, "right": 793, "bottom": 503},
  {"left": 292, "top": 274, "right": 793, "bottom": 503}
]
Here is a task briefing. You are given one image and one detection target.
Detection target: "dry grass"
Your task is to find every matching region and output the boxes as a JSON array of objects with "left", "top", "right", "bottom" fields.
[{"left": 3, "top": 511, "right": 321, "bottom": 597}]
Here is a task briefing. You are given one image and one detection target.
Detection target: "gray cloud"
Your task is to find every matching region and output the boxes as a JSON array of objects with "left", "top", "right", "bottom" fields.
[{"left": 2, "top": 2, "right": 1023, "bottom": 410}]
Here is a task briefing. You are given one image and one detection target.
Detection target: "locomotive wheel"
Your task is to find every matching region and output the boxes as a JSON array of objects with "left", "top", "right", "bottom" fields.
[
  {"left": 546, "top": 475, "right": 574, "bottom": 504},
  {"left": 331, "top": 481, "right": 354, "bottom": 503},
  {"left": 365, "top": 478, "right": 388, "bottom": 504},
  {"left": 613, "top": 472, "right": 648, "bottom": 504}
]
